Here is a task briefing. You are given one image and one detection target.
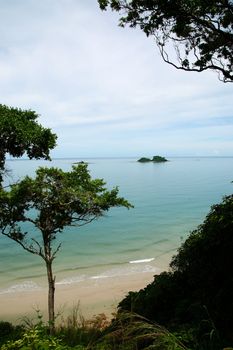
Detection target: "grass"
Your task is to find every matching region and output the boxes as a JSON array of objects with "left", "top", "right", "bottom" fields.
[{"left": 0, "top": 307, "right": 187, "bottom": 350}]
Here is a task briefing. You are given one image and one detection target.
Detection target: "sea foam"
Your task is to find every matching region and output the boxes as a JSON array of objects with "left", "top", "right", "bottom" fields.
[
  {"left": 129, "top": 258, "right": 155, "bottom": 264},
  {"left": 56, "top": 275, "right": 86, "bottom": 285},
  {"left": 0, "top": 281, "right": 41, "bottom": 295}
]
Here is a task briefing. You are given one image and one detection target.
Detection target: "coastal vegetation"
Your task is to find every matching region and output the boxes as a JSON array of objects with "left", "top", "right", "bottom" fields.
[
  {"left": 118, "top": 194, "right": 233, "bottom": 349},
  {"left": 0, "top": 310, "right": 186, "bottom": 349},
  {"left": 138, "top": 156, "right": 168, "bottom": 163}
]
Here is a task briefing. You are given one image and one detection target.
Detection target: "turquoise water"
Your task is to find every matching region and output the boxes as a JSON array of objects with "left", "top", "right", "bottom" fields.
[{"left": 0, "top": 157, "right": 233, "bottom": 293}]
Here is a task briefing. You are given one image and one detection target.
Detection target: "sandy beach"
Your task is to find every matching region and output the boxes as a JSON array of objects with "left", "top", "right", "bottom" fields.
[{"left": 0, "top": 270, "right": 160, "bottom": 324}]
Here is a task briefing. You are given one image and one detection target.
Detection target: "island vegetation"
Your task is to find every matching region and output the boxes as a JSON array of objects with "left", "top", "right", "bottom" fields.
[
  {"left": 73, "top": 161, "right": 88, "bottom": 165},
  {"left": 138, "top": 155, "right": 168, "bottom": 163}
]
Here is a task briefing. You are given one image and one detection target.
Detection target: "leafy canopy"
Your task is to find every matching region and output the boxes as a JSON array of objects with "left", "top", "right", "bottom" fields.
[
  {"left": 99, "top": 0, "right": 233, "bottom": 82},
  {"left": 0, "top": 104, "right": 57, "bottom": 182}
]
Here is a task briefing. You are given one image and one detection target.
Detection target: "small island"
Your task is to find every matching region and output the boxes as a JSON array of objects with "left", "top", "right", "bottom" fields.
[
  {"left": 73, "top": 160, "right": 88, "bottom": 165},
  {"left": 138, "top": 155, "right": 168, "bottom": 163}
]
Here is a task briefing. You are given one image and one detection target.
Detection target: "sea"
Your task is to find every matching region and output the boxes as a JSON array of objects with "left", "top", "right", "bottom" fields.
[{"left": 0, "top": 157, "right": 233, "bottom": 295}]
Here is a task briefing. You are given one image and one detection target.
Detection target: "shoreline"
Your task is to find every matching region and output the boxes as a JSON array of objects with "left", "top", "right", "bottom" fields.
[{"left": 0, "top": 270, "right": 163, "bottom": 324}]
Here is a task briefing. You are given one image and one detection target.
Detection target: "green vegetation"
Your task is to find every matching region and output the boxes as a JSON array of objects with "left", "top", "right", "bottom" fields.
[
  {"left": 152, "top": 156, "right": 168, "bottom": 162},
  {"left": 97, "top": 312, "right": 186, "bottom": 350},
  {"left": 0, "top": 164, "right": 132, "bottom": 333},
  {"left": 119, "top": 194, "right": 233, "bottom": 349},
  {"left": 137, "top": 157, "right": 151, "bottom": 163},
  {"left": 0, "top": 104, "right": 57, "bottom": 183},
  {"left": 0, "top": 322, "right": 25, "bottom": 348},
  {"left": 98, "top": 0, "right": 233, "bottom": 82},
  {"left": 1, "top": 327, "right": 73, "bottom": 350},
  {"left": 0, "top": 311, "right": 186, "bottom": 350},
  {"left": 138, "top": 156, "right": 168, "bottom": 163}
]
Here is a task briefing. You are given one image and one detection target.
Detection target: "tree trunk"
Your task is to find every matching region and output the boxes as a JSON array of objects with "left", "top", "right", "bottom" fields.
[{"left": 46, "top": 260, "right": 55, "bottom": 334}]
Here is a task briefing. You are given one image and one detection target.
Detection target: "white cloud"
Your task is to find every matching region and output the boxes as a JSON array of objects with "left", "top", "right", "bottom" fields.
[{"left": 0, "top": 0, "right": 233, "bottom": 156}]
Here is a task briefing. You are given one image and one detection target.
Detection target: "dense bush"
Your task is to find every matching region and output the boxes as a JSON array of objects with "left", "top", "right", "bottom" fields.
[
  {"left": 119, "top": 195, "right": 233, "bottom": 349},
  {"left": 0, "top": 321, "right": 25, "bottom": 347}
]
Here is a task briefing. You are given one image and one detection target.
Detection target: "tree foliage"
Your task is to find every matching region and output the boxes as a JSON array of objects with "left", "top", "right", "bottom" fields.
[
  {"left": 0, "top": 104, "right": 57, "bottom": 182},
  {"left": 138, "top": 155, "right": 168, "bottom": 162},
  {"left": 99, "top": 0, "right": 233, "bottom": 82},
  {"left": 118, "top": 194, "right": 233, "bottom": 349},
  {"left": 0, "top": 164, "right": 132, "bottom": 332}
]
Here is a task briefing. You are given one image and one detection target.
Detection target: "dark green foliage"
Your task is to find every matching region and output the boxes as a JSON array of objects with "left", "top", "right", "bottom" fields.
[
  {"left": 138, "top": 156, "right": 168, "bottom": 163},
  {"left": 0, "top": 321, "right": 25, "bottom": 347},
  {"left": 0, "top": 104, "right": 57, "bottom": 182},
  {"left": 98, "top": 0, "right": 233, "bottom": 82},
  {"left": 119, "top": 195, "right": 233, "bottom": 349},
  {"left": 138, "top": 157, "right": 152, "bottom": 162},
  {"left": 152, "top": 156, "right": 168, "bottom": 162}
]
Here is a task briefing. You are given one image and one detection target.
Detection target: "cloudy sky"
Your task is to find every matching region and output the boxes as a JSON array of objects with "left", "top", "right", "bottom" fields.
[{"left": 1, "top": 0, "right": 233, "bottom": 157}]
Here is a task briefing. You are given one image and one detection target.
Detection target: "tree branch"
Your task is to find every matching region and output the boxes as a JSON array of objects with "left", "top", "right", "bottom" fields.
[
  {"left": 51, "top": 243, "right": 62, "bottom": 260},
  {"left": 2, "top": 230, "right": 42, "bottom": 257}
]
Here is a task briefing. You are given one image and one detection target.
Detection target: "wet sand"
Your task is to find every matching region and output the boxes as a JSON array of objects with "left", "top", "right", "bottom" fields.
[{"left": 0, "top": 271, "right": 160, "bottom": 324}]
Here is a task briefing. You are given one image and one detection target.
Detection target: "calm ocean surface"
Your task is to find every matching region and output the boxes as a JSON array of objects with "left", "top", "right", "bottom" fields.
[{"left": 0, "top": 157, "right": 233, "bottom": 294}]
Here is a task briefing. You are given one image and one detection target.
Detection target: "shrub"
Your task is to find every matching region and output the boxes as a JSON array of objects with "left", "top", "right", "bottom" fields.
[
  {"left": 0, "top": 326, "right": 81, "bottom": 350},
  {"left": 0, "top": 321, "right": 24, "bottom": 347},
  {"left": 119, "top": 195, "right": 233, "bottom": 349}
]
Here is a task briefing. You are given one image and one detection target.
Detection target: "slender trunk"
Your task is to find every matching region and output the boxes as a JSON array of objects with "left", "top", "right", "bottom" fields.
[
  {"left": 46, "top": 260, "right": 55, "bottom": 335},
  {"left": 0, "top": 152, "right": 6, "bottom": 184}
]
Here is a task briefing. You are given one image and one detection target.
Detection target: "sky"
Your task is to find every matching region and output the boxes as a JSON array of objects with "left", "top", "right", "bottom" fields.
[{"left": 0, "top": 0, "right": 233, "bottom": 158}]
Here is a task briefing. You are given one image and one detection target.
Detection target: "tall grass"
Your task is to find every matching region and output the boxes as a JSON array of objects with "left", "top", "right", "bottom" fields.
[
  {"left": 56, "top": 304, "right": 109, "bottom": 348},
  {"left": 0, "top": 308, "right": 188, "bottom": 350},
  {"left": 97, "top": 311, "right": 188, "bottom": 350}
]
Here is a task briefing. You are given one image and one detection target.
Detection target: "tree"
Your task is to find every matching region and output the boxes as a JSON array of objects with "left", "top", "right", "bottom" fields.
[
  {"left": 98, "top": 0, "right": 233, "bottom": 82},
  {"left": 0, "top": 164, "right": 132, "bottom": 333},
  {"left": 0, "top": 104, "right": 57, "bottom": 183}
]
